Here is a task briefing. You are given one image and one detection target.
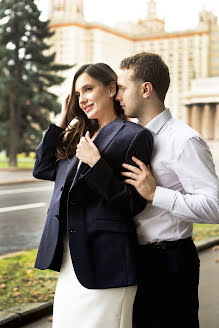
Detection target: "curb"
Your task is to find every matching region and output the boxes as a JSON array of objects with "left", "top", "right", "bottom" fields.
[
  {"left": 195, "top": 236, "right": 219, "bottom": 252},
  {"left": 0, "top": 302, "right": 53, "bottom": 328},
  {"left": 0, "top": 237, "right": 219, "bottom": 328},
  {"left": 0, "top": 179, "right": 45, "bottom": 185},
  {"left": 0, "top": 169, "right": 33, "bottom": 172}
]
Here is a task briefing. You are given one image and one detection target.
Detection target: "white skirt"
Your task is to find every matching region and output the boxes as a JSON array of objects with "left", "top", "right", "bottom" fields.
[{"left": 52, "top": 233, "right": 137, "bottom": 328}]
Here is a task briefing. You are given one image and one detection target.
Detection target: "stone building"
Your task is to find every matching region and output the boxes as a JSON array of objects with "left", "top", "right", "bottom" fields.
[{"left": 49, "top": 0, "right": 219, "bottom": 141}]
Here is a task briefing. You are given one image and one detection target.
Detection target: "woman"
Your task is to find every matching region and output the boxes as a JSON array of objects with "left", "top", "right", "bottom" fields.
[{"left": 33, "top": 63, "right": 153, "bottom": 328}]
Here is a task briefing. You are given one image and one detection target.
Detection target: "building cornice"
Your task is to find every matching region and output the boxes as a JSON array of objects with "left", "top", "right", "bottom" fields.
[
  {"left": 138, "top": 18, "right": 164, "bottom": 24},
  {"left": 50, "top": 21, "right": 209, "bottom": 41}
]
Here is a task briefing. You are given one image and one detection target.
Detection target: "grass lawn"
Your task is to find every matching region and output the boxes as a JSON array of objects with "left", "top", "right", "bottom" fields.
[
  {"left": 193, "top": 223, "right": 219, "bottom": 241},
  {"left": 0, "top": 249, "right": 58, "bottom": 311},
  {"left": 0, "top": 155, "right": 35, "bottom": 169},
  {"left": 0, "top": 224, "right": 218, "bottom": 311}
]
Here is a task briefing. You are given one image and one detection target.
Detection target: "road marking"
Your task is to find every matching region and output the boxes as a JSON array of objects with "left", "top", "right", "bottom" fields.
[
  {"left": 0, "top": 186, "right": 53, "bottom": 195},
  {"left": 0, "top": 202, "right": 47, "bottom": 213}
]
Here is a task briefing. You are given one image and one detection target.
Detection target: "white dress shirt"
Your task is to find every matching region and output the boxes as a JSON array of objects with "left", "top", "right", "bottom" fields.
[{"left": 134, "top": 108, "right": 219, "bottom": 244}]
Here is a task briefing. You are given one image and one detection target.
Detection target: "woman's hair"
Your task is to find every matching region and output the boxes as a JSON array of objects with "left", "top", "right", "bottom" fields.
[{"left": 56, "top": 63, "right": 125, "bottom": 161}]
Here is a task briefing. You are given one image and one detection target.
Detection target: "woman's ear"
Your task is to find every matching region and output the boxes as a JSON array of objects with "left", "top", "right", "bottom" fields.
[
  {"left": 109, "top": 81, "right": 117, "bottom": 98},
  {"left": 142, "top": 82, "right": 153, "bottom": 99}
]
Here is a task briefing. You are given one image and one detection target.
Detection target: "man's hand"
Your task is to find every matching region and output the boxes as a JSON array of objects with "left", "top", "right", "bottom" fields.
[
  {"left": 76, "top": 131, "right": 101, "bottom": 167},
  {"left": 121, "top": 156, "right": 156, "bottom": 201}
]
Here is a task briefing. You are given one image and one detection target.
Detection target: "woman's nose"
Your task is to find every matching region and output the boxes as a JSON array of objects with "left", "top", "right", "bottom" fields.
[{"left": 79, "top": 94, "right": 87, "bottom": 106}]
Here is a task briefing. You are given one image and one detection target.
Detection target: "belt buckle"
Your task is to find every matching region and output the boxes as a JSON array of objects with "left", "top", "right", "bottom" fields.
[{"left": 153, "top": 241, "right": 167, "bottom": 250}]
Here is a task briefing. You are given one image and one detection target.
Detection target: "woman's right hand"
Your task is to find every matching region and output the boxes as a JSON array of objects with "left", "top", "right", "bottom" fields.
[{"left": 57, "top": 94, "right": 71, "bottom": 129}]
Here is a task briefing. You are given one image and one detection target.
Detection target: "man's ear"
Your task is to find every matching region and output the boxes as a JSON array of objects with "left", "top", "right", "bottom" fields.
[
  {"left": 109, "top": 81, "right": 117, "bottom": 97},
  {"left": 142, "top": 82, "right": 153, "bottom": 99}
]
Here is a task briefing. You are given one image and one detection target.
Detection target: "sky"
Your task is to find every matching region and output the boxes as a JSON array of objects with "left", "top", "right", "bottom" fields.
[{"left": 36, "top": 0, "right": 219, "bottom": 32}]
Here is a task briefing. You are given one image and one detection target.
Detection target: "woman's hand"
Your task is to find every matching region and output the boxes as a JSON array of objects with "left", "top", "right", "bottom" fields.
[
  {"left": 57, "top": 94, "right": 71, "bottom": 129},
  {"left": 76, "top": 131, "right": 101, "bottom": 167}
]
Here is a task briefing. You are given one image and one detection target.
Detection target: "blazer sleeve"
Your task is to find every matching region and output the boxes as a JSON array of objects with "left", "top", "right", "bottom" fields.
[
  {"left": 33, "top": 124, "right": 64, "bottom": 181},
  {"left": 81, "top": 128, "right": 153, "bottom": 217}
]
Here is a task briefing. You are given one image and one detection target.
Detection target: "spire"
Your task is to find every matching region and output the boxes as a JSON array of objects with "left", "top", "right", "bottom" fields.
[
  {"left": 138, "top": 0, "right": 165, "bottom": 34},
  {"left": 147, "top": 0, "right": 157, "bottom": 19}
]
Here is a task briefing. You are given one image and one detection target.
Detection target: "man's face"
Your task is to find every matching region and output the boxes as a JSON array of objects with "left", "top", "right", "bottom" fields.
[{"left": 116, "top": 69, "right": 143, "bottom": 118}]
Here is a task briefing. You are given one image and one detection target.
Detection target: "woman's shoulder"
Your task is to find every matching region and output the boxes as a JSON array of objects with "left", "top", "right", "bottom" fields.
[
  {"left": 123, "top": 120, "right": 152, "bottom": 137},
  {"left": 124, "top": 120, "right": 143, "bottom": 131}
]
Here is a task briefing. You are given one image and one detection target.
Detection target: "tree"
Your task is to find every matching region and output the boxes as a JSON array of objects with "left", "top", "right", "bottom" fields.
[{"left": 0, "top": 0, "right": 72, "bottom": 166}]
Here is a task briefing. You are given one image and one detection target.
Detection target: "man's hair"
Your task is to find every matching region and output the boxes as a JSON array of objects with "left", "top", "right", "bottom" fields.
[{"left": 120, "top": 52, "right": 170, "bottom": 102}]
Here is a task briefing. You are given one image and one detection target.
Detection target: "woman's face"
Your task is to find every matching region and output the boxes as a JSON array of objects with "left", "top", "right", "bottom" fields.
[{"left": 75, "top": 72, "right": 113, "bottom": 121}]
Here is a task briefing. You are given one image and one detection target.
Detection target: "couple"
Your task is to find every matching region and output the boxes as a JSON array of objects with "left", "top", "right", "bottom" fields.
[{"left": 33, "top": 52, "right": 219, "bottom": 328}]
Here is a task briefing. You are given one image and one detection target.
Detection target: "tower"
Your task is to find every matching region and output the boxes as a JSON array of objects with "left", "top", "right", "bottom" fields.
[
  {"left": 72, "top": 0, "right": 84, "bottom": 17},
  {"left": 198, "top": 9, "right": 218, "bottom": 29},
  {"left": 49, "top": 0, "right": 84, "bottom": 22},
  {"left": 138, "top": 0, "right": 165, "bottom": 34}
]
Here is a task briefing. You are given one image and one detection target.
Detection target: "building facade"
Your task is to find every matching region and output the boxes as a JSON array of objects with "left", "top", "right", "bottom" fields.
[{"left": 49, "top": 0, "right": 219, "bottom": 140}]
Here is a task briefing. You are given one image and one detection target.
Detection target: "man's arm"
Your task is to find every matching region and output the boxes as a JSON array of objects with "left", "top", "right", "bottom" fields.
[{"left": 122, "top": 137, "right": 219, "bottom": 224}]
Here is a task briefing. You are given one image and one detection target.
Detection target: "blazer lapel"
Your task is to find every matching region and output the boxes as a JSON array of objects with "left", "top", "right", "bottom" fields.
[
  {"left": 92, "top": 117, "right": 126, "bottom": 154},
  {"left": 70, "top": 117, "right": 126, "bottom": 189},
  {"left": 64, "top": 155, "right": 79, "bottom": 184}
]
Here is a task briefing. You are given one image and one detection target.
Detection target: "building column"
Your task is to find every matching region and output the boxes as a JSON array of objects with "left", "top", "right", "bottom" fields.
[
  {"left": 215, "top": 104, "right": 219, "bottom": 140},
  {"left": 202, "top": 104, "right": 214, "bottom": 140},
  {"left": 191, "top": 104, "right": 202, "bottom": 134},
  {"left": 185, "top": 105, "right": 191, "bottom": 126}
]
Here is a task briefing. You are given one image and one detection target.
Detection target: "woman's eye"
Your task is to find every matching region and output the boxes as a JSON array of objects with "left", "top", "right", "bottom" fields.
[{"left": 86, "top": 87, "right": 92, "bottom": 92}]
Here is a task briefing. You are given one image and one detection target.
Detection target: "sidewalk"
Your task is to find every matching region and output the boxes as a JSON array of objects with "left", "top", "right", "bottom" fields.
[{"left": 0, "top": 169, "right": 39, "bottom": 185}]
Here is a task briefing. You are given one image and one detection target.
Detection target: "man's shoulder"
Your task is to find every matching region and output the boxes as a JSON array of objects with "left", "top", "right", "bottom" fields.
[
  {"left": 163, "top": 117, "right": 209, "bottom": 157},
  {"left": 169, "top": 118, "right": 201, "bottom": 143}
]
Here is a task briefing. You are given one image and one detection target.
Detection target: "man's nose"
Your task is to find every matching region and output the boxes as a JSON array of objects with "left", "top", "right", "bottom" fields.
[{"left": 115, "top": 91, "right": 121, "bottom": 101}]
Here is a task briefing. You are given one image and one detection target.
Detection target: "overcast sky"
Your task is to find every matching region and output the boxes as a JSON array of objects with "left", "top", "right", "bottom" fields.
[{"left": 36, "top": 0, "right": 219, "bottom": 32}]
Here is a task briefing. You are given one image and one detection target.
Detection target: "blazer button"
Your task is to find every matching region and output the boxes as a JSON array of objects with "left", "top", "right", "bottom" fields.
[
  {"left": 70, "top": 229, "right": 77, "bottom": 233},
  {"left": 55, "top": 215, "right": 59, "bottom": 220},
  {"left": 70, "top": 201, "right": 77, "bottom": 206},
  {"left": 61, "top": 186, "right": 64, "bottom": 191}
]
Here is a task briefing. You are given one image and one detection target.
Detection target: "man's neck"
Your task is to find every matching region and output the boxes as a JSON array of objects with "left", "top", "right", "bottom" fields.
[{"left": 138, "top": 104, "right": 166, "bottom": 127}]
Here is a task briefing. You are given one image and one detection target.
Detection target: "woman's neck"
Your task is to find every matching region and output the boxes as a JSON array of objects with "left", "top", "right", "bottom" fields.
[{"left": 98, "top": 111, "right": 118, "bottom": 129}]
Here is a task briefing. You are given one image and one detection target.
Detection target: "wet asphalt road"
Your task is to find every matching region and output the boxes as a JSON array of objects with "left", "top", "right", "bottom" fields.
[{"left": 0, "top": 182, "right": 54, "bottom": 255}]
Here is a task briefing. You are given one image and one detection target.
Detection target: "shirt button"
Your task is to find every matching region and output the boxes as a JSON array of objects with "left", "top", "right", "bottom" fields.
[{"left": 55, "top": 215, "right": 59, "bottom": 220}]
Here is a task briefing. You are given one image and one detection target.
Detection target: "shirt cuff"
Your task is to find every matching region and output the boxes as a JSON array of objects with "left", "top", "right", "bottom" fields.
[{"left": 152, "top": 186, "right": 178, "bottom": 211}]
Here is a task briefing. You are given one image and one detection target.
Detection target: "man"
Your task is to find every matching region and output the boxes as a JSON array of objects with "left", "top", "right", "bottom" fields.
[{"left": 116, "top": 52, "right": 219, "bottom": 328}]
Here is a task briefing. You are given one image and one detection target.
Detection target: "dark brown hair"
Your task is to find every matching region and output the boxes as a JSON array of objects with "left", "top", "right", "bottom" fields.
[
  {"left": 120, "top": 52, "right": 170, "bottom": 102},
  {"left": 56, "top": 63, "right": 125, "bottom": 160}
]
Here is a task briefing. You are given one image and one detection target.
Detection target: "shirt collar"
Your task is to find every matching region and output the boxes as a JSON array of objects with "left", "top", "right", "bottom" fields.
[{"left": 145, "top": 108, "right": 172, "bottom": 135}]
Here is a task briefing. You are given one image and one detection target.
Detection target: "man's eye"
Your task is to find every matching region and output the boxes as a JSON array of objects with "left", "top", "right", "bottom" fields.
[{"left": 86, "top": 87, "right": 92, "bottom": 92}]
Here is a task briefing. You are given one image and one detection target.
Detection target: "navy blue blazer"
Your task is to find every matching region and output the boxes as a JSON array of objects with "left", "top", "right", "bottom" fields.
[{"left": 33, "top": 117, "right": 153, "bottom": 289}]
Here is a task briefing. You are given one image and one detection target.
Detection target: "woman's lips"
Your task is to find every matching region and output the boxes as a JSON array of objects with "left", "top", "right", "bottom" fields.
[{"left": 84, "top": 104, "right": 94, "bottom": 113}]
